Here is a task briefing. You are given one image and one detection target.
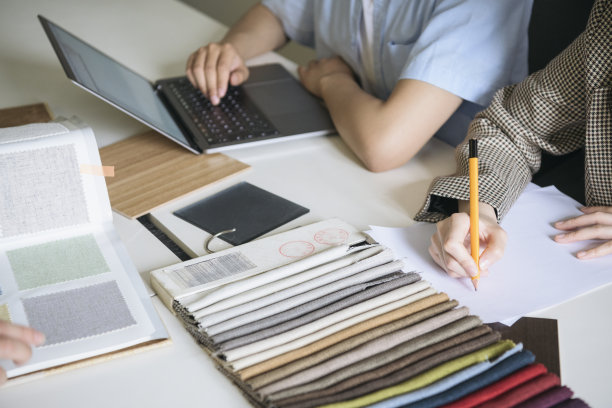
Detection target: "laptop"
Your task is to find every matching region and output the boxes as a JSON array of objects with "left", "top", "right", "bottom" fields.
[{"left": 38, "top": 15, "right": 335, "bottom": 154}]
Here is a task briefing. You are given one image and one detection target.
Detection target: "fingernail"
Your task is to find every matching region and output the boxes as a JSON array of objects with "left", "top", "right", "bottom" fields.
[
  {"left": 219, "top": 88, "right": 226, "bottom": 98},
  {"left": 577, "top": 251, "right": 588, "bottom": 259},
  {"left": 556, "top": 233, "right": 566, "bottom": 239},
  {"left": 480, "top": 259, "right": 489, "bottom": 270},
  {"left": 211, "top": 95, "right": 219, "bottom": 105}
]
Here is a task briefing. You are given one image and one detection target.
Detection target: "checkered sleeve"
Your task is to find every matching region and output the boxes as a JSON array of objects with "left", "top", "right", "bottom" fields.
[{"left": 414, "top": 11, "right": 594, "bottom": 223}]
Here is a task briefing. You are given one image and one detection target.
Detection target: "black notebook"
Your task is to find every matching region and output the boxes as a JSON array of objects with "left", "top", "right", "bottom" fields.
[{"left": 174, "top": 182, "right": 309, "bottom": 246}]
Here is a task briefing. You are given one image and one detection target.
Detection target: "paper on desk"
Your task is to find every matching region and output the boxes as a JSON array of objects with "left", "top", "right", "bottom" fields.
[{"left": 368, "top": 184, "right": 612, "bottom": 325}]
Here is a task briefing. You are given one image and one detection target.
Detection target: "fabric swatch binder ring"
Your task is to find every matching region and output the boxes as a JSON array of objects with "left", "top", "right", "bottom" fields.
[{"left": 204, "top": 228, "right": 237, "bottom": 253}]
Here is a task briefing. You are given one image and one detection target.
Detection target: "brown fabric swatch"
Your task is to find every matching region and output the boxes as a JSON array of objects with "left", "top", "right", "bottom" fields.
[
  {"left": 238, "top": 292, "right": 449, "bottom": 380},
  {"left": 248, "top": 297, "right": 457, "bottom": 389}
]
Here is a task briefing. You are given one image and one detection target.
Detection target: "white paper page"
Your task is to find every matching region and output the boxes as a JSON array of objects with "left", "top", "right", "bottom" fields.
[
  {"left": 0, "top": 118, "right": 166, "bottom": 377},
  {"left": 368, "top": 185, "right": 612, "bottom": 325}
]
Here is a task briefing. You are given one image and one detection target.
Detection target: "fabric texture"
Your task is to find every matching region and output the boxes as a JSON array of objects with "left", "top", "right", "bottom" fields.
[
  {"left": 261, "top": 0, "right": 532, "bottom": 146},
  {"left": 439, "top": 361, "right": 544, "bottom": 408},
  {"left": 248, "top": 299, "right": 457, "bottom": 389},
  {"left": 22, "top": 280, "right": 136, "bottom": 345},
  {"left": 316, "top": 340, "right": 519, "bottom": 408},
  {"left": 225, "top": 283, "right": 435, "bottom": 368},
  {"left": 218, "top": 272, "right": 420, "bottom": 351},
  {"left": 478, "top": 372, "right": 561, "bottom": 408},
  {"left": 197, "top": 249, "right": 397, "bottom": 324},
  {"left": 515, "top": 386, "right": 574, "bottom": 408},
  {"left": 262, "top": 306, "right": 474, "bottom": 398},
  {"left": 238, "top": 293, "right": 449, "bottom": 380},
  {"left": 267, "top": 328, "right": 500, "bottom": 402},
  {"left": 416, "top": 0, "right": 612, "bottom": 222},
  {"left": 274, "top": 321, "right": 491, "bottom": 408}
]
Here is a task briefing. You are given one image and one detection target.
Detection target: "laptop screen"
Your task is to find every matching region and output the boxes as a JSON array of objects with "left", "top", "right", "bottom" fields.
[{"left": 39, "top": 16, "right": 192, "bottom": 148}]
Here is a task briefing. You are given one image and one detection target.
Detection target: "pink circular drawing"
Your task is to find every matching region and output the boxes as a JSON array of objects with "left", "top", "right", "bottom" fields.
[
  {"left": 314, "top": 228, "right": 349, "bottom": 245},
  {"left": 279, "top": 241, "right": 315, "bottom": 258}
]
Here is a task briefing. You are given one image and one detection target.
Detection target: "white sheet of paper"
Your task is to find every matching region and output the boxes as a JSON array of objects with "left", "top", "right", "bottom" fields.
[{"left": 368, "top": 184, "right": 612, "bottom": 325}]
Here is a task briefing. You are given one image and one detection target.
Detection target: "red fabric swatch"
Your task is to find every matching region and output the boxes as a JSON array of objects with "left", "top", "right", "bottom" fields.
[
  {"left": 477, "top": 372, "right": 561, "bottom": 408},
  {"left": 441, "top": 363, "right": 547, "bottom": 408},
  {"left": 514, "top": 385, "right": 574, "bottom": 408}
]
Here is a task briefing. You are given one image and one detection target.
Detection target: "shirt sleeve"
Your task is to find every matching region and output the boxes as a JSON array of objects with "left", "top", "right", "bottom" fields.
[
  {"left": 400, "top": 0, "right": 532, "bottom": 106},
  {"left": 414, "top": 23, "right": 591, "bottom": 223},
  {"left": 261, "top": 0, "right": 315, "bottom": 47}
]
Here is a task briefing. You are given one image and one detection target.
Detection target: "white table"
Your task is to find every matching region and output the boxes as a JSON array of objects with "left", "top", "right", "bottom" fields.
[{"left": 1, "top": 1, "right": 610, "bottom": 407}]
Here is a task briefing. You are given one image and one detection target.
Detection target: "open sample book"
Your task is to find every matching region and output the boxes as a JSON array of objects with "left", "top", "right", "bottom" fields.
[
  {"left": 0, "top": 118, "right": 168, "bottom": 381},
  {"left": 151, "top": 219, "right": 587, "bottom": 408}
]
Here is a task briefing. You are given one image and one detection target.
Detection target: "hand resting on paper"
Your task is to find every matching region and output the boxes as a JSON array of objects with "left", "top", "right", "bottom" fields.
[
  {"left": 0, "top": 321, "right": 45, "bottom": 385},
  {"left": 429, "top": 201, "right": 507, "bottom": 280},
  {"left": 554, "top": 206, "right": 612, "bottom": 259}
]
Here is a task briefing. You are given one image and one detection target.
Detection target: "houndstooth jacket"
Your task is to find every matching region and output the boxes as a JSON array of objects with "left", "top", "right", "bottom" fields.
[{"left": 415, "top": 0, "right": 611, "bottom": 223}]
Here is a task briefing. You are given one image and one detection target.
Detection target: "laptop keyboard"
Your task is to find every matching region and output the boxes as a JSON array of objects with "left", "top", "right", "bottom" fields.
[{"left": 168, "top": 78, "right": 280, "bottom": 146}]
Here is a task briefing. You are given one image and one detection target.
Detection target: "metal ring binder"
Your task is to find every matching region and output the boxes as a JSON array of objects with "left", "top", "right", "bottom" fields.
[{"left": 204, "top": 228, "right": 237, "bottom": 253}]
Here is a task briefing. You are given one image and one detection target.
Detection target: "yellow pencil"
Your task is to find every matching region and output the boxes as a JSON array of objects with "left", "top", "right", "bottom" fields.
[{"left": 469, "top": 139, "right": 480, "bottom": 291}]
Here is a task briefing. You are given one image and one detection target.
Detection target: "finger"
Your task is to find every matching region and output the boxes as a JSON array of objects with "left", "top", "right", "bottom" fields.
[
  {"left": 581, "top": 206, "right": 612, "bottom": 214},
  {"left": 192, "top": 48, "right": 209, "bottom": 97},
  {"left": 0, "top": 321, "right": 45, "bottom": 346},
  {"left": 555, "top": 224, "right": 612, "bottom": 243},
  {"left": 0, "top": 337, "right": 34, "bottom": 365},
  {"left": 441, "top": 215, "right": 479, "bottom": 277},
  {"left": 554, "top": 212, "right": 612, "bottom": 231},
  {"left": 216, "top": 47, "right": 234, "bottom": 98},
  {"left": 479, "top": 228, "right": 507, "bottom": 271},
  {"left": 204, "top": 45, "right": 222, "bottom": 105},
  {"left": 230, "top": 65, "right": 249, "bottom": 86},
  {"left": 185, "top": 53, "right": 196, "bottom": 86},
  {"left": 577, "top": 240, "right": 612, "bottom": 259},
  {"left": 429, "top": 235, "right": 462, "bottom": 278}
]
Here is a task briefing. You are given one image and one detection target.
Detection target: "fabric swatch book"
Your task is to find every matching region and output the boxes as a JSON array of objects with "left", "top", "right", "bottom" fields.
[
  {"left": 150, "top": 219, "right": 588, "bottom": 407},
  {"left": 0, "top": 117, "right": 168, "bottom": 381}
]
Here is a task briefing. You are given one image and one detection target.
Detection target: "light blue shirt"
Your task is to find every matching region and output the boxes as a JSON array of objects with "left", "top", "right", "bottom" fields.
[{"left": 262, "top": 0, "right": 533, "bottom": 146}]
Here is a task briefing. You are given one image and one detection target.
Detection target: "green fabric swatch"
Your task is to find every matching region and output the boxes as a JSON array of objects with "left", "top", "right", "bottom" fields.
[
  {"left": 318, "top": 339, "right": 516, "bottom": 408},
  {"left": 7, "top": 235, "right": 109, "bottom": 290},
  {"left": 0, "top": 304, "right": 10, "bottom": 321}
]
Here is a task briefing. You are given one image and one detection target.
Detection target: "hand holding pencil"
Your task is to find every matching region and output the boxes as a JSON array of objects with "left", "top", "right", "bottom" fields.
[{"left": 428, "top": 139, "right": 508, "bottom": 288}]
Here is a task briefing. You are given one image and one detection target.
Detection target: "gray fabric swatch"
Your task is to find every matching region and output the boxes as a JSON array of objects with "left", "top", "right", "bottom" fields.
[
  {"left": 212, "top": 272, "right": 405, "bottom": 344},
  {"left": 218, "top": 273, "right": 420, "bottom": 351},
  {"left": 23, "top": 280, "right": 136, "bottom": 345},
  {"left": 0, "top": 145, "right": 89, "bottom": 237}
]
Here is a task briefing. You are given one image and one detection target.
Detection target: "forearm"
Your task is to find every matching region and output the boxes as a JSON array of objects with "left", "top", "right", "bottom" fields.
[
  {"left": 221, "top": 3, "right": 288, "bottom": 61},
  {"left": 319, "top": 75, "right": 461, "bottom": 172}
]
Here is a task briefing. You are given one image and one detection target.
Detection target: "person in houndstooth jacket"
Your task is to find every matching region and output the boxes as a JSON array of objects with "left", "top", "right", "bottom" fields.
[{"left": 415, "top": 0, "right": 611, "bottom": 280}]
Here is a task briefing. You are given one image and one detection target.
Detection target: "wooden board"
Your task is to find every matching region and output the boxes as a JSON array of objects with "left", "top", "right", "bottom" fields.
[
  {"left": 0, "top": 103, "right": 53, "bottom": 126},
  {"left": 99, "top": 130, "right": 250, "bottom": 218}
]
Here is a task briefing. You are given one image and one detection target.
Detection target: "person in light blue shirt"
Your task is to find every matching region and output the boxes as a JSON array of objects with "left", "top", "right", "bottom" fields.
[{"left": 186, "top": 0, "right": 532, "bottom": 172}]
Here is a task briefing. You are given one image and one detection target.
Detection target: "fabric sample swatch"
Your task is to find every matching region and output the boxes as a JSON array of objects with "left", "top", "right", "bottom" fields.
[
  {"left": 218, "top": 273, "right": 420, "bottom": 351},
  {"left": 273, "top": 318, "right": 489, "bottom": 408},
  {"left": 0, "top": 145, "right": 89, "bottom": 237},
  {"left": 212, "top": 272, "right": 405, "bottom": 344},
  {"left": 226, "top": 284, "right": 435, "bottom": 369},
  {"left": 515, "top": 385, "right": 573, "bottom": 408},
  {"left": 478, "top": 372, "right": 561, "bottom": 408},
  {"left": 0, "top": 304, "right": 10, "bottom": 321},
  {"left": 205, "top": 255, "right": 400, "bottom": 336},
  {"left": 357, "top": 342, "right": 521, "bottom": 408},
  {"left": 439, "top": 360, "right": 544, "bottom": 408},
  {"left": 267, "top": 328, "right": 502, "bottom": 402},
  {"left": 239, "top": 293, "right": 450, "bottom": 380},
  {"left": 23, "top": 281, "right": 136, "bottom": 345},
  {"left": 7, "top": 235, "right": 110, "bottom": 290},
  {"left": 263, "top": 306, "right": 474, "bottom": 398},
  {"left": 405, "top": 352, "right": 538, "bottom": 408},
  {"left": 248, "top": 298, "right": 461, "bottom": 391}
]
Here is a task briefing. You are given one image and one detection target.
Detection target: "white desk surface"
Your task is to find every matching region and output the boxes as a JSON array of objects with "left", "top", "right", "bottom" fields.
[{"left": 1, "top": 1, "right": 610, "bottom": 407}]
